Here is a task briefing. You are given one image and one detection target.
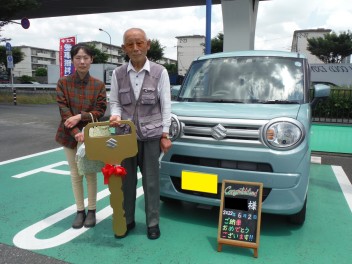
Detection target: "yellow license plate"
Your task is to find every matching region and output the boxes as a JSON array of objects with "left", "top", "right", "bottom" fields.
[{"left": 181, "top": 171, "right": 218, "bottom": 194}]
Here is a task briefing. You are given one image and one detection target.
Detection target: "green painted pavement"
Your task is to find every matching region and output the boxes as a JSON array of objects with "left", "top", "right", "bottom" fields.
[
  {"left": 0, "top": 149, "right": 351, "bottom": 264},
  {"left": 311, "top": 124, "right": 352, "bottom": 154}
]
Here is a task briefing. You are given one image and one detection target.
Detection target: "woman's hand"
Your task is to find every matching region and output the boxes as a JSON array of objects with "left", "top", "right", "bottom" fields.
[
  {"left": 64, "top": 114, "right": 81, "bottom": 129},
  {"left": 75, "top": 132, "right": 84, "bottom": 142}
]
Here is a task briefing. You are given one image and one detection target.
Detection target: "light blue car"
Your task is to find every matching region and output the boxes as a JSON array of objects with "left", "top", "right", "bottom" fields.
[{"left": 160, "top": 50, "right": 330, "bottom": 225}]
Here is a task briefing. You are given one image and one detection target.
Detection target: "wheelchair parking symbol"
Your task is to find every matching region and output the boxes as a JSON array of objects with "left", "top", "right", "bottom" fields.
[{"left": 10, "top": 160, "right": 143, "bottom": 250}]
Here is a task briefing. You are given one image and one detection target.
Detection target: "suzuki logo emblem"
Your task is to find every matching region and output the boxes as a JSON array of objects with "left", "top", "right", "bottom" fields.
[
  {"left": 211, "top": 124, "right": 227, "bottom": 140},
  {"left": 106, "top": 138, "right": 118, "bottom": 148}
]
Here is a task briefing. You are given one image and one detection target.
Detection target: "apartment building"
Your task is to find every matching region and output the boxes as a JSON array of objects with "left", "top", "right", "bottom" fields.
[
  {"left": 291, "top": 28, "right": 332, "bottom": 64},
  {"left": 176, "top": 35, "right": 205, "bottom": 76},
  {"left": 83, "top": 41, "right": 125, "bottom": 65},
  {"left": 13, "top": 46, "right": 59, "bottom": 77}
]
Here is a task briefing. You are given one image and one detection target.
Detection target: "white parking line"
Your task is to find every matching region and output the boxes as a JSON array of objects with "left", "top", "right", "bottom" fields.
[
  {"left": 0, "top": 147, "right": 63, "bottom": 165},
  {"left": 11, "top": 161, "right": 69, "bottom": 178},
  {"left": 13, "top": 183, "right": 144, "bottom": 250},
  {"left": 332, "top": 165, "right": 352, "bottom": 213},
  {"left": 311, "top": 155, "right": 351, "bottom": 211}
]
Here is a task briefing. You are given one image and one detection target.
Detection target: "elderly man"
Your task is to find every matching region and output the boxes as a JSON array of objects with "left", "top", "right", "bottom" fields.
[{"left": 109, "top": 28, "right": 172, "bottom": 240}]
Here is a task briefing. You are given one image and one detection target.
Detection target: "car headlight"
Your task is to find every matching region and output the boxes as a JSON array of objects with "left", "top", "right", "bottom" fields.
[
  {"left": 169, "top": 113, "right": 181, "bottom": 141},
  {"left": 262, "top": 118, "right": 305, "bottom": 150}
]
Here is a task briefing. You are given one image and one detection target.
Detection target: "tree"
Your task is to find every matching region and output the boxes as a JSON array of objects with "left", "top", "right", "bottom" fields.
[
  {"left": 0, "top": 0, "right": 40, "bottom": 42},
  {"left": 211, "top": 32, "right": 224, "bottom": 54},
  {"left": 307, "top": 31, "right": 352, "bottom": 63},
  {"left": 200, "top": 32, "right": 224, "bottom": 54},
  {"left": 147, "top": 39, "right": 164, "bottom": 62},
  {"left": 163, "top": 63, "right": 178, "bottom": 74},
  {"left": 86, "top": 44, "right": 109, "bottom": 63},
  {"left": 0, "top": 46, "right": 24, "bottom": 70},
  {"left": 35, "top": 67, "right": 47, "bottom": 76},
  {"left": 18, "top": 74, "right": 34, "bottom": 83}
]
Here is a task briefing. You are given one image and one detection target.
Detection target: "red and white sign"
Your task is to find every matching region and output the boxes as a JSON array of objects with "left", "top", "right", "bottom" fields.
[{"left": 59, "top": 36, "right": 76, "bottom": 77}]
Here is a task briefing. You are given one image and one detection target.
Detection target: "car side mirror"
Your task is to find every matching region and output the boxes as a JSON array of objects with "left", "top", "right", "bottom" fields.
[
  {"left": 171, "top": 85, "right": 181, "bottom": 100},
  {"left": 311, "top": 83, "right": 330, "bottom": 108}
]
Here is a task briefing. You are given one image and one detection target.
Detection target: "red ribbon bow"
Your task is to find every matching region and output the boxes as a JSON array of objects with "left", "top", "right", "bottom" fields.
[{"left": 101, "top": 164, "right": 127, "bottom": 184}]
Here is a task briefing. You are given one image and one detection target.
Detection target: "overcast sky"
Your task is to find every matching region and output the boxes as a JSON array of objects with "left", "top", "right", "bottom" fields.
[{"left": 3, "top": 0, "right": 352, "bottom": 60}]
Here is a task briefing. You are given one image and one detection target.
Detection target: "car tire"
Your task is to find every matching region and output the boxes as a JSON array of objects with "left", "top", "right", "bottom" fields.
[{"left": 288, "top": 196, "right": 307, "bottom": 225}]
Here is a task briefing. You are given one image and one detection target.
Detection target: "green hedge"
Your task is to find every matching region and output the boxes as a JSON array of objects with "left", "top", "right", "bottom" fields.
[{"left": 312, "top": 86, "right": 352, "bottom": 121}]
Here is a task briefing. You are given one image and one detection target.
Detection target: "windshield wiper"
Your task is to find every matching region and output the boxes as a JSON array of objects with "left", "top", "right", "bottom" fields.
[
  {"left": 259, "top": 100, "right": 299, "bottom": 104},
  {"left": 203, "top": 99, "right": 244, "bottom": 103}
]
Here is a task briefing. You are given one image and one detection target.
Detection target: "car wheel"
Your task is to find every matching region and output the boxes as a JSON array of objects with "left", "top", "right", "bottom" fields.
[{"left": 288, "top": 196, "right": 307, "bottom": 225}]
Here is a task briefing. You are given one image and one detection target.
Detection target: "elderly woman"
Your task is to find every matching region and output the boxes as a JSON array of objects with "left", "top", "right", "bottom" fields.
[{"left": 55, "top": 43, "right": 107, "bottom": 229}]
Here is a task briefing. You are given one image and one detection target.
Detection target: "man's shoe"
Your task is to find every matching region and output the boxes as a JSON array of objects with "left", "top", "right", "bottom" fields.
[
  {"left": 127, "top": 221, "right": 136, "bottom": 231},
  {"left": 114, "top": 221, "right": 136, "bottom": 239},
  {"left": 84, "top": 210, "right": 96, "bottom": 228},
  {"left": 72, "top": 210, "right": 86, "bottom": 229},
  {"left": 147, "top": 225, "right": 160, "bottom": 240}
]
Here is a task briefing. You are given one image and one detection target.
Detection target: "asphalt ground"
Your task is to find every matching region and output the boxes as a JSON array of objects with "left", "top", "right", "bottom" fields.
[
  {"left": 0, "top": 103, "right": 351, "bottom": 264},
  {"left": 0, "top": 103, "right": 110, "bottom": 162}
]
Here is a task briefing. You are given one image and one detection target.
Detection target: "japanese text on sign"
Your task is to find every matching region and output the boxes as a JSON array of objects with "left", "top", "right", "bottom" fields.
[
  {"left": 59, "top": 36, "right": 76, "bottom": 77},
  {"left": 220, "top": 184, "right": 261, "bottom": 242},
  {"left": 218, "top": 180, "right": 263, "bottom": 257}
]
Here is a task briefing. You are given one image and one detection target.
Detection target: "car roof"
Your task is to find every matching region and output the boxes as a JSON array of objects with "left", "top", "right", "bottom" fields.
[{"left": 195, "top": 50, "right": 306, "bottom": 61}]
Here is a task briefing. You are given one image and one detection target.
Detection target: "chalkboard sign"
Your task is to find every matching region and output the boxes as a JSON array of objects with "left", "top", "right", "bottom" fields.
[{"left": 217, "top": 180, "right": 263, "bottom": 258}]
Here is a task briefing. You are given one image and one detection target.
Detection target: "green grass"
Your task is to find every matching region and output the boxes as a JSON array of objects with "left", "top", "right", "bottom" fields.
[{"left": 0, "top": 91, "right": 56, "bottom": 104}]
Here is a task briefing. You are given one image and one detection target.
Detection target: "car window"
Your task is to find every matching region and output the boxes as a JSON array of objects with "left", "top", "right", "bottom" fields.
[{"left": 179, "top": 56, "right": 304, "bottom": 103}]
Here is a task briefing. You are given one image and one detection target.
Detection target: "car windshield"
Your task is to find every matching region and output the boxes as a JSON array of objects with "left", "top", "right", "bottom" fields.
[{"left": 178, "top": 56, "right": 305, "bottom": 103}]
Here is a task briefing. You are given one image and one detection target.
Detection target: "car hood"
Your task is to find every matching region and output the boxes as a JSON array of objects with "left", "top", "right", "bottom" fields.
[{"left": 171, "top": 102, "right": 302, "bottom": 120}]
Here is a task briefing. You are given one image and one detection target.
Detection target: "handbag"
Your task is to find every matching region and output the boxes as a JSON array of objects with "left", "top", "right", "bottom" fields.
[
  {"left": 75, "top": 113, "right": 111, "bottom": 175},
  {"left": 76, "top": 142, "right": 105, "bottom": 175},
  {"left": 88, "top": 113, "right": 110, "bottom": 137}
]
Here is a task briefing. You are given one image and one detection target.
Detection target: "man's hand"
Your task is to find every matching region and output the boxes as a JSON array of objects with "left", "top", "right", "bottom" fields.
[
  {"left": 160, "top": 133, "right": 172, "bottom": 153},
  {"left": 109, "top": 115, "right": 121, "bottom": 127}
]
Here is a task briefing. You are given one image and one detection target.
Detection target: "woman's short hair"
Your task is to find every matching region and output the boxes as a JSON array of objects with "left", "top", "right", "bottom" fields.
[{"left": 70, "top": 43, "right": 94, "bottom": 59}]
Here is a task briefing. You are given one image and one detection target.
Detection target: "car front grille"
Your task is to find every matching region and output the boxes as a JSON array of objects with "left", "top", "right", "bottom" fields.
[
  {"left": 170, "top": 155, "right": 273, "bottom": 172},
  {"left": 178, "top": 116, "right": 268, "bottom": 146}
]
